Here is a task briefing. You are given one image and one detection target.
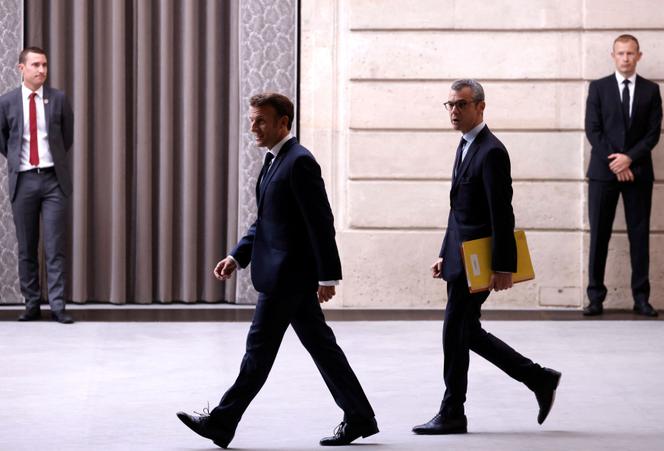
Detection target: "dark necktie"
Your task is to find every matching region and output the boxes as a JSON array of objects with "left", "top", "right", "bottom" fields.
[
  {"left": 29, "top": 92, "right": 39, "bottom": 167},
  {"left": 622, "top": 79, "right": 631, "bottom": 127},
  {"left": 453, "top": 137, "right": 466, "bottom": 179},
  {"left": 258, "top": 152, "right": 274, "bottom": 189}
]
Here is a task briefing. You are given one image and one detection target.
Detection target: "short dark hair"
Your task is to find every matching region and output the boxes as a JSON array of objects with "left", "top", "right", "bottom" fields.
[
  {"left": 613, "top": 34, "right": 640, "bottom": 52},
  {"left": 19, "top": 47, "right": 47, "bottom": 64},
  {"left": 450, "top": 79, "right": 485, "bottom": 102},
  {"left": 249, "top": 92, "right": 294, "bottom": 130}
]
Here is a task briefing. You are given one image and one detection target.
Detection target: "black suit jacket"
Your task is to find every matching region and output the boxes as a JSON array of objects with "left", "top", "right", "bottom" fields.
[
  {"left": 585, "top": 74, "right": 662, "bottom": 181},
  {"left": 231, "top": 137, "right": 342, "bottom": 294},
  {"left": 0, "top": 85, "right": 74, "bottom": 201},
  {"left": 440, "top": 125, "right": 516, "bottom": 282}
]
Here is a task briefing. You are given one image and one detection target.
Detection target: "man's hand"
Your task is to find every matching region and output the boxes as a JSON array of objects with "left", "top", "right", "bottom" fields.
[
  {"left": 608, "top": 153, "right": 632, "bottom": 174},
  {"left": 317, "top": 285, "right": 336, "bottom": 303},
  {"left": 213, "top": 257, "right": 237, "bottom": 281},
  {"left": 616, "top": 168, "right": 635, "bottom": 182},
  {"left": 431, "top": 258, "right": 443, "bottom": 278},
  {"left": 489, "top": 272, "right": 513, "bottom": 291}
]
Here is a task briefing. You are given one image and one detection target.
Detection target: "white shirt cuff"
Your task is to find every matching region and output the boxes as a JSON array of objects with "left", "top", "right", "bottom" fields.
[{"left": 318, "top": 280, "right": 339, "bottom": 286}]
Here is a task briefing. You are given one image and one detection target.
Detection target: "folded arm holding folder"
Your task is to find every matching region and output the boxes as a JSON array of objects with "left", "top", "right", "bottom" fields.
[{"left": 460, "top": 230, "right": 535, "bottom": 293}]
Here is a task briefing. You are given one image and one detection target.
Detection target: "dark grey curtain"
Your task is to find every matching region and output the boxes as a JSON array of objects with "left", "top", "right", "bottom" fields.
[{"left": 25, "top": 0, "right": 240, "bottom": 303}]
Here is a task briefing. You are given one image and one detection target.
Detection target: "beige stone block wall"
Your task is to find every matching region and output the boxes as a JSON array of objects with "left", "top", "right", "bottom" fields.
[
  {"left": 349, "top": 81, "right": 585, "bottom": 130},
  {"left": 300, "top": 0, "right": 664, "bottom": 310},
  {"left": 349, "top": 0, "right": 582, "bottom": 29},
  {"left": 350, "top": 32, "right": 582, "bottom": 79}
]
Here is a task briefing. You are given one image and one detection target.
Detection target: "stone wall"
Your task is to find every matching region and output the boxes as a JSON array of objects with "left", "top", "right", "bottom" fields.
[{"left": 300, "top": 0, "right": 664, "bottom": 309}]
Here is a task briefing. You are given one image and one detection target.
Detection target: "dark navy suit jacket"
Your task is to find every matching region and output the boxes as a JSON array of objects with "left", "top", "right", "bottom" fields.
[
  {"left": 440, "top": 125, "right": 516, "bottom": 282},
  {"left": 0, "top": 85, "right": 74, "bottom": 201},
  {"left": 231, "top": 137, "right": 342, "bottom": 294},
  {"left": 585, "top": 74, "right": 662, "bottom": 181}
]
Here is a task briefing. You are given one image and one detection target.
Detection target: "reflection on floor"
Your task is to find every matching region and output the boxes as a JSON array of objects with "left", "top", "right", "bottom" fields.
[{"left": 1, "top": 320, "right": 662, "bottom": 450}]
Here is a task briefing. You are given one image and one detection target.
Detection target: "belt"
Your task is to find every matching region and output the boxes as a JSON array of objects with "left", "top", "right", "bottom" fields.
[{"left": 21, "top": 166, "right": 55, "bottom": 174}]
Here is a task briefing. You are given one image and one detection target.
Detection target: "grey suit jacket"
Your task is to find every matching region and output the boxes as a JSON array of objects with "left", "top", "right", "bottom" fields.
[{"left": 0, "top": 85, "right": 74, "bottom": 201}]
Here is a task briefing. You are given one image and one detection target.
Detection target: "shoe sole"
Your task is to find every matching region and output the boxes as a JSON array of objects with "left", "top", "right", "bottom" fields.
[
  {"left": 18, "top": 313, "right": 41, "bottom": 321},
  {"left": 633, "top": 307, "right": 659, "bottom": 317},
  {"left": 412, "top": 427, "right": 467, "bottom": 435},
  {"left": 319, "top": 425, "right": 380, "bottom": 446}
]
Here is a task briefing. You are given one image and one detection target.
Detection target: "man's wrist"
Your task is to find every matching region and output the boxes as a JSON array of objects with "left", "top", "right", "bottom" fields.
[{"left": 319, "top": 280, "right": 339, "bottom": 286}]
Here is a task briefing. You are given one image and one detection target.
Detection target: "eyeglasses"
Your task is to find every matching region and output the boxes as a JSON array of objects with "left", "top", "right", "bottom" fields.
[{"left": 443, "top": 100, "right": 479, "bottom": 111}]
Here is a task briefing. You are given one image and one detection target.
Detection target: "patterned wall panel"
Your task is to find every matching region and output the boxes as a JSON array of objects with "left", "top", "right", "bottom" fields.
[
  {"left": 0, "top": 0, "right": 23, "bottom": 304},
  {"left": 235, "top": 0, "right": 298, "bottom": 304}
]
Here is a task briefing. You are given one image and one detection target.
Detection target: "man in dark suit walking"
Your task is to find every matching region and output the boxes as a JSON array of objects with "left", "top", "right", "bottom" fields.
[
  {"left": 177, "top": 93, "right": 378, "bottom": 448},
  {"left": 584, "top": 34, "right": 662, "bottom": 317},
  {"left": 0, "top": 47, "right": 74, "bottom": 324},
  {"left": 412, "top": 80, "right": 561, "bottom": 435}
]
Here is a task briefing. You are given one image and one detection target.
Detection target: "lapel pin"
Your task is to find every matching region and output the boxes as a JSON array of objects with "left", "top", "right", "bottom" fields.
[{"left": 44, "top": 98, "right": 49, "bottom": 104}]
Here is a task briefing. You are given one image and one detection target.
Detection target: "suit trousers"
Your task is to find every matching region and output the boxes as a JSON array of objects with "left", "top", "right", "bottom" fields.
[
  {"left": 210, "top": 290, "right": 374, "bottom": 432},
  {"left": 587, "top": 179, "right": 652, "bottom": 304},
  {"left": 441, "top": 277, "right": 543, "bottom": 414},
  {"left": 11, "top": 171, "right": 67, "bottom": 311}
]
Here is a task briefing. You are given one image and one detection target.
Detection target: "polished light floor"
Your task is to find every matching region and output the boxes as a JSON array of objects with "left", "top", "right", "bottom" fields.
[{"left": 1, "top": 319, "right": 663, "bottom": 450}]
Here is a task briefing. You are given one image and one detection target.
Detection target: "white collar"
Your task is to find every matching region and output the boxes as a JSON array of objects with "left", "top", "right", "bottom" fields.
[
  {"left": 267, "top": 133, "right": 293, "bottom": 158},
  {"left": 462, "top": 121, "right": 486, "bottom": 144},
  {"left": 615, "top": 71, "right": 637, "bottom": 86},
  {"left": 22, "top": 83, "right": 44, "bottom": 99}
]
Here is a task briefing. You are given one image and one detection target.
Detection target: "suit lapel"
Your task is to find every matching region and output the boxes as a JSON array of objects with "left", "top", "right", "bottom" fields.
[
  {"left": 14, "top": 88, "right": 25, "bottom": 138},
  {"left": 42, "top": 86, "right": 52, "bottom": 130},
  {"left": 451, "top": 125, "right": 488, "bottom": 193},
  {"left": 629, "top": 75, "right": 644, "bottom": 129},
  {"left": 256, "top": 137, "right": 297, "bottom": 210},
  {"left": 606, "top": 75, "right": 629, "bottom": 130}
]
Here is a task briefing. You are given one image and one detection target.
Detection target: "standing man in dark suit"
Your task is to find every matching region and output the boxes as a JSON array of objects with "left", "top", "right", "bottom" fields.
[
  {"left": 0, "top": 47, "right": 74, "bottom": 324},
  {"left": 584, "top": 34, "right": 662, "bottom": 317},
  {"left": 177, "top": 93, "right": 378, "bottom": 448},
  {"left": 412, "top": 80, "right": 561, "bottom": 435}
]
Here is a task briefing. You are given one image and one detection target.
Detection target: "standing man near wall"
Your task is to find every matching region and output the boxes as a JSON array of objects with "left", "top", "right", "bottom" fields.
[
  {"left": 177, "top": 93, "right": 378, "bottom": 448},
  {"left": 412, "top": 80, "right": 561, "bottom": 435},
  {"left": 584, "top": 34, "right": 662, "bottom": 317},
  {"left": 0, "top": 47, "right": 74, "bottom": 324}
]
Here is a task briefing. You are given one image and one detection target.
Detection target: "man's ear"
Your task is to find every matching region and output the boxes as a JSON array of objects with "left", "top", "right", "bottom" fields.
[{"left": 280, "top": 115, "right": 290, "bottom": 131}]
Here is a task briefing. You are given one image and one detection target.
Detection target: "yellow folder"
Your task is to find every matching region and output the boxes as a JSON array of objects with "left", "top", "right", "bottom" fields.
[{"left": 460, "top": 230, "right": 535, "bottom": 293}]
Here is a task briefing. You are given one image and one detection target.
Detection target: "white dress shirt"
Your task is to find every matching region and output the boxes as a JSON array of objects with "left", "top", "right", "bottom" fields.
[{"left": 20, "top": 84, "right": 54, "bottom": 171}]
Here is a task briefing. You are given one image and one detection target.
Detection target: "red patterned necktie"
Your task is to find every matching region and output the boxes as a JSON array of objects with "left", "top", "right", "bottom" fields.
[{"left": 29, "top": 92, "right": 39, "bottom": 167}]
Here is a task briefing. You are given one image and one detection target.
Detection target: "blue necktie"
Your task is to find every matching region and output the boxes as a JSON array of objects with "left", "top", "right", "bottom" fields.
[
  {"left": 259, "top": 152, "right": 274, "bottom": 187},
  {"left": 453, "top": 138, "right": 466, "bottom": 179}
]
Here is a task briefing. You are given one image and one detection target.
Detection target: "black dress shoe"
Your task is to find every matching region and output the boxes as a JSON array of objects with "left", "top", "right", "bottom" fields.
[
  {"left": 583, "top": 302, "right": 603, "bottom": 316},
  {"left": 18, "top": 308, "right": 41, "bottom": 321},
  {"left": 51, "top": 311, "right": 74, "bottom": 324},
  {"left": 534, "top": 368, "right": 561, "bottom": 424},
  {"left": 320, "top": 418, "right": 379, "bottom": 446},
  {"left": 176, "top": 411, "right": 233, "bottom": 449},
  {"left": 633, "top": 302, "right": 658, "bottom": 317},
  {"left": 412, "top": 413, "right": 467, "bottom": 435}
]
